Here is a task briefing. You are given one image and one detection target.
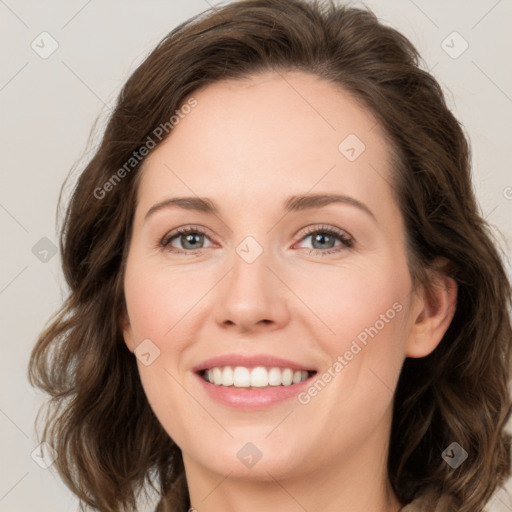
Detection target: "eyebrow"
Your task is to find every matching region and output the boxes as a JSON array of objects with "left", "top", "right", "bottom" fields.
[
  {"left": 284, "top": 194, "right": 375, "bottom": 220},
  {"left": 144, "top": 193, "right": 376, "bottom": 221}
]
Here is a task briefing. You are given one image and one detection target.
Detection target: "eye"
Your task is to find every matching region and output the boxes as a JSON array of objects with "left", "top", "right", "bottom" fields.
[
  {"left": 294, "top": 225, "right": 353, "bottom": 255},
  {"left": 160, "top": 226, "right": 214, "bottom": 254},
  {"left": 159, "top": 224, "right": 353, "bottom": 256}
]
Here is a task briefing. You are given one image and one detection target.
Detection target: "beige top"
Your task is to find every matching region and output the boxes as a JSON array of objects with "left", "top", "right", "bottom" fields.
[{"left": 400, "top": 498, "right": 424, "bottom": 511}]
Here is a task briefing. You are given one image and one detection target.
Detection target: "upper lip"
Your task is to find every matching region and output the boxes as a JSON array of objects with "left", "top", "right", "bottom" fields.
[{"left": 192, "top": 354, "right": 316, "bottom": 373}]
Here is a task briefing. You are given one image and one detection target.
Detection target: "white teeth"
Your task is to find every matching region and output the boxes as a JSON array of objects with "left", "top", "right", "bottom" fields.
[
  {"left": 250, "top": 367, "right": 268, "bottom": 387},
  {"left": 268, "top": 367, "right": 282, "bottom": 386},
  {"left": 213, "top": 367, "right": 222, "bottom": 385},
  {"left": 202, "top": 366, "right": 312, "bottom": 387},
  {"left": 233, "top": 366, "right": 251, "bottom": 387},
  {"left": 282, "top": 368, "right": 293, "bottom": 386},
  {"left": 221, "top": 366, "right": 233, "bottom": 386}
]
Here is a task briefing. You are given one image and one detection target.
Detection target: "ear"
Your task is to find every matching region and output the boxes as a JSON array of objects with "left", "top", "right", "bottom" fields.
[
  {"left": 120, "top": 309, "right": 135, "bottom": 353},
  {"left": 405, "top": 258, "right": 457, "bottom": 358}
]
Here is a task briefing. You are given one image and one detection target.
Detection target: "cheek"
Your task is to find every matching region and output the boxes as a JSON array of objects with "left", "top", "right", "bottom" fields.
[
  {"left": 291, "top": 258, "right": 409, "bottom": 345},
  {"left": 295, "top": 269, "right": 408, "bottom": 451},
  {"left": 124, "top": 257, "right": 205, "bottom": 347},
  {"left": 291, "top": 255, "right": 411, "bottom": 409},
  {"left": 123, "top": 261, "right": 198, "bottom": 435}
]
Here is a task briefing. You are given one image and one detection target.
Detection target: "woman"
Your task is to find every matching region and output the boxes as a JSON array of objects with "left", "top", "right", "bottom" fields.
[{"left": 28, "top": 1, "right": 512, "bottom": 511}]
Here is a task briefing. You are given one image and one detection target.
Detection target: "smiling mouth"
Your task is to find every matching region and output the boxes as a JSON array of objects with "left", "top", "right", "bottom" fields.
[{"left": 199, "top": 366, "right": 317, "bottom": 388}]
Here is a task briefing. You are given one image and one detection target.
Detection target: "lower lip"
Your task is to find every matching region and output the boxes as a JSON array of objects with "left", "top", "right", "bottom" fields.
[{"left": 194, "top": 372, "right": 316, "bottom": 410}]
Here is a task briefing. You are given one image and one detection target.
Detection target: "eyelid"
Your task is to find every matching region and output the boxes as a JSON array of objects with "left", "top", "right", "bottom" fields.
[
  {"left": 159, "top": 223, "right": 354, "bottom": 255},
  {"left": 298, "top": 224, "right": 352, "bottom": 240},
  {"left": 293, "top": 224, "right": 354, "bottom": 252},
  {"left": 160, "top": 225, "right": 215, "bottom": 252}
]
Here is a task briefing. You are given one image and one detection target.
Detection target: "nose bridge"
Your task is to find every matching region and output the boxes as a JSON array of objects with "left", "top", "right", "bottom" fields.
[
  {"left": 213, "top": 233, "right": 289, "bottom": 331},
  {"left": 232, "top": 235, "right": 270, "bottom": 291}
]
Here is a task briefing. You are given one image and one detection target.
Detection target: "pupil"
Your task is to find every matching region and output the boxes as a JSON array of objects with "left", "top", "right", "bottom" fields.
[
  {"left": 183, "top": 233, "right": 202, "bottom": 249},
  {"left": 314, "top": 233, "right": 333, "bottom": 249}
]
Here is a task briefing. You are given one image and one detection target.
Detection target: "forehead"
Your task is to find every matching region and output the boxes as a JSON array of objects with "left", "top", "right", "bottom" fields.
[{"left": 136, "top": 71, "right": 397, "bottom": 222}]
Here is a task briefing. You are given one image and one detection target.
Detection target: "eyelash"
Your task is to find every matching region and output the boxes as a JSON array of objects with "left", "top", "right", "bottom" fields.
[
  {"left": 299, "top": 225, "right": 353, "bottom": 254},
  {"left": 159, "top": 224, "right": 353, "bottom": 256}
]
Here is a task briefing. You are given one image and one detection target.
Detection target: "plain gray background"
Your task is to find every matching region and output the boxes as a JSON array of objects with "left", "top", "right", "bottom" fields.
[{"left": 1, "top": 1, "right": 511, "bottom": 510}]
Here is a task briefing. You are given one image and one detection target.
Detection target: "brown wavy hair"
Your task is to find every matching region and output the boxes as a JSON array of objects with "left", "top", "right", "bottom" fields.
[{"left": 28, "top": 0, "right": 512, "bottom": 510}]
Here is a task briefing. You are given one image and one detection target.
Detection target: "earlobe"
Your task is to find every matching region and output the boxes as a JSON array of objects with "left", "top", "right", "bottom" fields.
[
  {"left": 120, "top": 312, "right": 135, "bottom": 353},
  {"left": 406, "top": 263, "right": 458, "bottom": 358}
]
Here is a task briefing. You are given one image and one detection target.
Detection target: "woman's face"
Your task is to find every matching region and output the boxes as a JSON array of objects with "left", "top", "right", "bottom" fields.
[{"left": 122, "top": 71, "right": 433, "bottom": 484}]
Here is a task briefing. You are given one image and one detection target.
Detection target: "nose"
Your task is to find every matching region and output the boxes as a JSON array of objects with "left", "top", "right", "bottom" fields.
[{"left": 213, "top": 243, "right": 291, "bottom": 333}]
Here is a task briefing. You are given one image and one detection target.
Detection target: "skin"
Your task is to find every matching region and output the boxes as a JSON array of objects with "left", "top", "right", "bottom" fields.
[{"left": 122, "top": 71, "right": 457, "bottom": 512}]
